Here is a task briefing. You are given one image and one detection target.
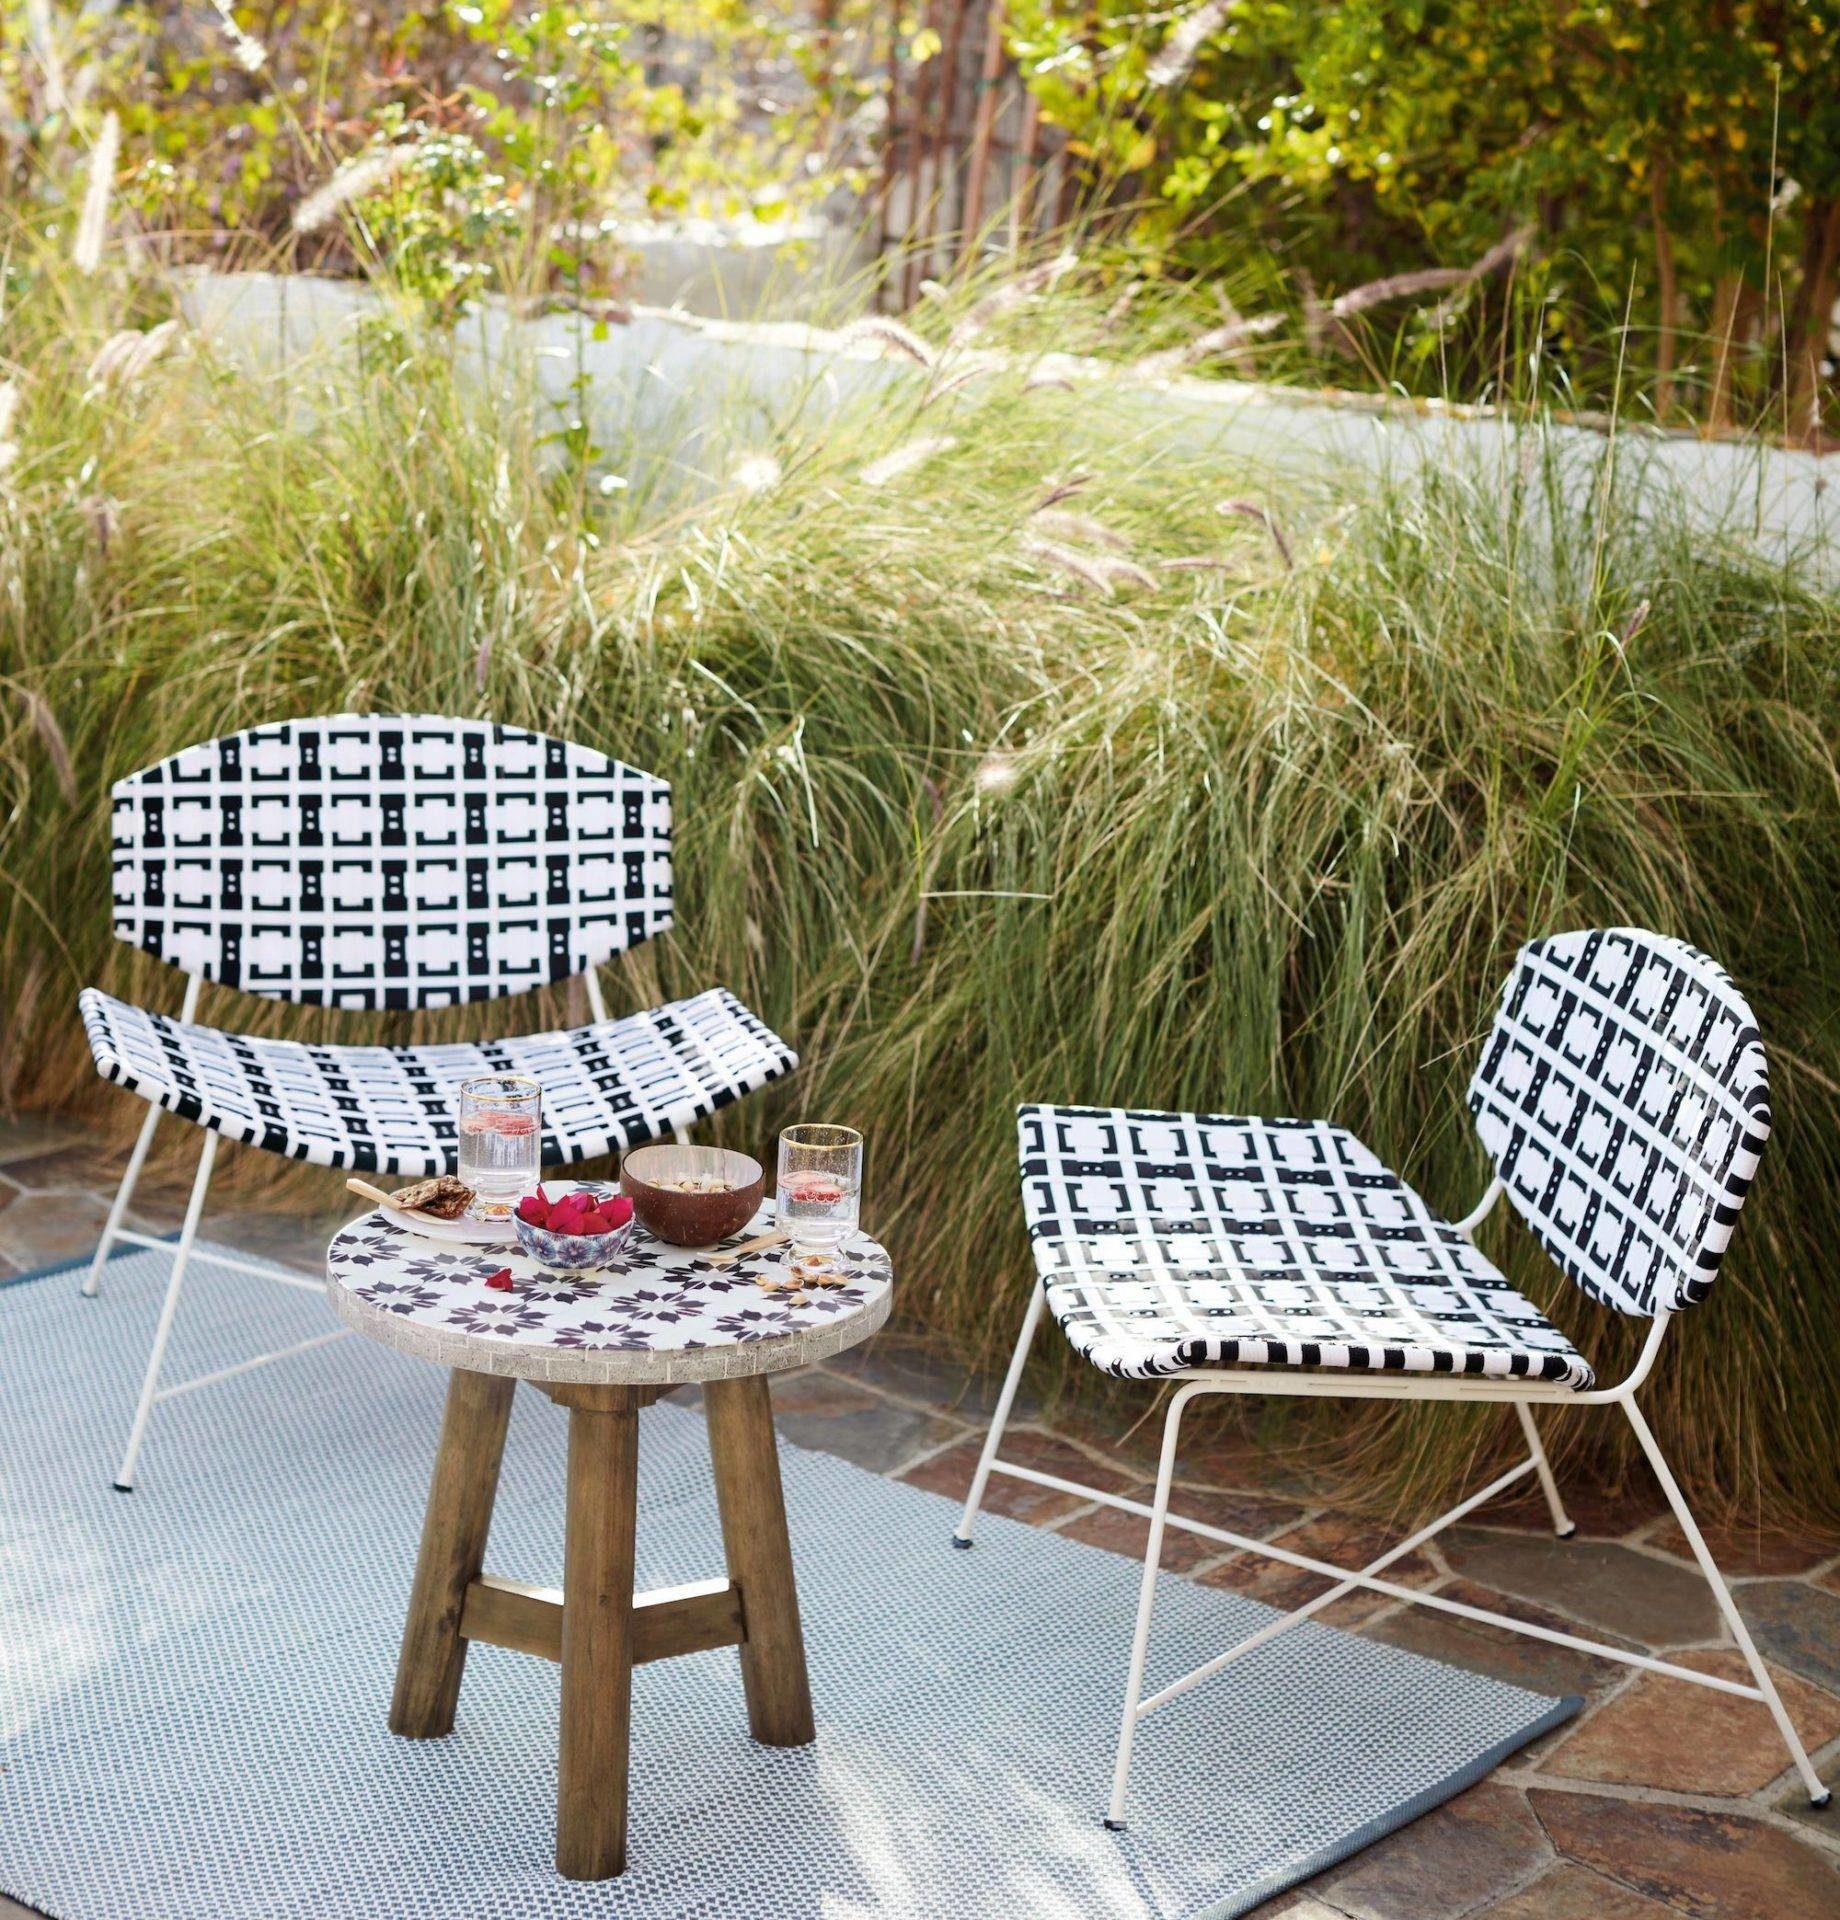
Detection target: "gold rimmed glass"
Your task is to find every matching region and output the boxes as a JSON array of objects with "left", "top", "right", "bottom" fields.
[
  {"left": 775, "top": 1124, "right": 863, "bottom": 1254},
  {"left": 456, "top": 1072, "right": 542, "bottom": 1216}
]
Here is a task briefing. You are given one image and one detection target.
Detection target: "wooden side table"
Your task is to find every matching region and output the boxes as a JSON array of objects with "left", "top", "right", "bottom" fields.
[{"left": 326, "top": 1208, "right": 893, "bottom": 1880}]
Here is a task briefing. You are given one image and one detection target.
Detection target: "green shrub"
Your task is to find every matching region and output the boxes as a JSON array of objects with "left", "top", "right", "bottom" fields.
[
  {"left": 1007, "top": 0, "right": 1840, "bottom": 438},
  {"left": 4, "top": 249, "right": 1838, "bottom": 1530}
]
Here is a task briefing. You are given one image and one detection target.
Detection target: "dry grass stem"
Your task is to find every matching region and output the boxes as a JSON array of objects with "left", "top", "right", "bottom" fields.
[
  {"left": 292, "top": 146, "right": 408, "bottom": 235},
  {"left": 859, "top": 435, "right": 956, "bottom": 486},
  {"left": 949, "top": 250, "right": 1079, "bottom": 347},
  {"left": 838, "top": 315, "right": 937, "bottom": 367},
  {"left": 72, "top": 112, "right": 119, "bottom": 275},
  {"left": 1217, "top": 498, "right": 1294, "bottom": 566}
]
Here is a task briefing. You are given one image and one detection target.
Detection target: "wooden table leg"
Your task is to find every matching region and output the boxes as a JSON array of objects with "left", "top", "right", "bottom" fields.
[
  {"left": 704, "top": 1375, "right": 815, "bottom": 1747},
  {"left": 391, "top": 1367, "right": 516, "bottom": 1739},
  {"left": 556, "top": 1386, "right": 641, "bottom": 1881}
]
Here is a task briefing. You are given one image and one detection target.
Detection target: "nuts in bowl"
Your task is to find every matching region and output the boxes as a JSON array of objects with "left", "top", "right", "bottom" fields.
[
  {"left": 513, "top": 1183, "right": 635, "bottom": 1270},
  {"left": 620, "top": 1143, "right": 763, "bottom": 1247}
]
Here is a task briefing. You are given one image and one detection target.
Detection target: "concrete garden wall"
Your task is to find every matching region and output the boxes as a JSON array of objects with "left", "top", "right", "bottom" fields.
[{"left": 179, "top": 271, "right": 1838, "bottom": 573}]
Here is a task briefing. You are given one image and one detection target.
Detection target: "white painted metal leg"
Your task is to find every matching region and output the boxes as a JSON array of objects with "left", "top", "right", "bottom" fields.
[
  {"left": 1513, "top": 1400, "right": 1576, "bottom": 1538},
  {"left": 112, "top": 1132, "right": 219, "bottom": 1493},
  {"left": 672, "top": 1122, "right": 691, "bottom": 1147},
  {"left": 1134, "top": 1456, "right": 1539, "bottom": 1717},
  {"left": 82, "top": 1102, "right": 162, "bottom": 1298},
  {"left": 1622, "top": 1396, "right": 1830, "bottom": 1806},
  {"left": 1104, "top": 1384, "right": 1192, "bottom": 1831},
  {"left": 952, "top": 1281, "right": 1047, "bottom": 1547}
]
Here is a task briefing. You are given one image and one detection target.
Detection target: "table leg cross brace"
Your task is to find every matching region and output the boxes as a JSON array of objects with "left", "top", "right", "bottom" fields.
[{"left": 460, "top": 1573, "right": 746, "bottom": 1666}]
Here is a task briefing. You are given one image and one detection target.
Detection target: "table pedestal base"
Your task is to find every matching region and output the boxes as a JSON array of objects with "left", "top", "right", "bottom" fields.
[{"left": 389, "top": 1370, "right": 814, "bottom": 1880}]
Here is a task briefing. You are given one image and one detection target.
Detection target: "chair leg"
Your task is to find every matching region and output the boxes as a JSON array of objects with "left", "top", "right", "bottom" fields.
[
  {"left": 112, "top": 1132, "right": 219, "bottom": 1493},
  {"left": 1513, "top": 1400, "right": 1576, "bottom": 1538},
  {"left": 1104, "top": 1384, "right": 1191, "bottom": 1831},
  {"left": 1622, "top": 1396, "right": 1830, "bottom": 1807},
  {"left": 82, "top": 1102, "right": 163, "bottom": 1298},
  {"left": 952, "top": 1281, "right": 1046, "bottom": 1548}
]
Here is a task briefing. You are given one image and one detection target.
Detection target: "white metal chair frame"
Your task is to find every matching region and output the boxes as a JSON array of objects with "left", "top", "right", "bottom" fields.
[
  {"left": 955, "top": 1180, "right": 1830, "bottom": 1823},
  {"left": 955, "top": 938, "right": 1835, "bottom": 1831},
  {"left": 82, "top": 715, "right": 749, "bottom": 1493}
]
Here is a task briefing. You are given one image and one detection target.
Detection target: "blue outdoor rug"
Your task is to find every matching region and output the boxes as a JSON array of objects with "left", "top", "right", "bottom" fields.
[{"left": 0, "top": 1244, "right": 1576, "bottom": 1919}]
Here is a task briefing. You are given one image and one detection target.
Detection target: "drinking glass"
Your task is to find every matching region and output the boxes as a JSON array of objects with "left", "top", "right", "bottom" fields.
[
  {"left": 776, "top": 1124, "right": 864, "bottom": 1254},
  {"left": 456, "top": 1073, "right": 542, "bottom": 1216}
]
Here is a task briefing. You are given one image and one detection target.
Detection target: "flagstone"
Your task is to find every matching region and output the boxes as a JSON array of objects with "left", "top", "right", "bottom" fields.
[
  {"left": 897, "top": 1427, "right": 1134, "bottom": 1526},
  {"left": 1359, "top": 1577, "right": 1637, "bottom": 1712},
  {"left": 1734, "top": 1579, "right": 1840, "bottom": 1692},
  {"left": 1309, "top": 1784, "right": 1549, "bottom": 1920},
  {"left": 1194, "top": 1513, "right": 1440, "bottom": 1628},
  {"left": 1441, "top": 1529, "right": 1721, "bottom": 1646},
  {"left": 1057, "top": 1482, "right": 1305, "bottom": 1572},
  {"left": 1646, "top": 1519, "right": 1837, "bottom": 1579},
  {"left": 770, "top": 1365, "right": 965, "bottom": 1474},
  {"left": 1530, "top": 1791, "right": 1840, "bottom": 1920},
  {"left": 1537, "top": 1649, "right": 1840, "bottom": 1795},
  {"left": 1477, "top": 1862, "right": 1686, "bottom": 1918}
]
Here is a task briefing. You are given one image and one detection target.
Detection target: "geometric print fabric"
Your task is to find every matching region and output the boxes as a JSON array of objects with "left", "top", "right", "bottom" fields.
[
  {"left": 81, "top": 984, "right": 796, "bottom": 1178},
  {"left": 1466, "top": 928, "right": 1770, "bottom": 1317},
  {"left": 1017, "top": 1105, "right": 1594, "bottom": 1388},
  {"left": 108, "top": 715, "right": 673, "bottom": 1010}
]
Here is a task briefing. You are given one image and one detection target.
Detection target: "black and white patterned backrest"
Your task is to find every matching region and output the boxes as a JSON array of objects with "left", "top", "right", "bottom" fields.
[
  {"left": 1466, "top": 928, "right": 1770, "bottom": 1316},
  {"left": 110, "top": 715, "right": 672, "bottom": 1008}
]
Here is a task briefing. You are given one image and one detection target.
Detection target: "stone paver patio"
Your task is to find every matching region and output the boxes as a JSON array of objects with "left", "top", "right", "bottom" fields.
[{"left": 3, "top": 1116, "right": 1836, "bottom": 1920}]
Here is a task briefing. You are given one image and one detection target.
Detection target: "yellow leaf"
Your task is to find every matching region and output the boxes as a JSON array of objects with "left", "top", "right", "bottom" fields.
[
  {"left": 1124, "top": 130, "right": 1157, "bottom": 171},
  {"left": 909, "top": 27, "right": 941, "bottom": 61}
]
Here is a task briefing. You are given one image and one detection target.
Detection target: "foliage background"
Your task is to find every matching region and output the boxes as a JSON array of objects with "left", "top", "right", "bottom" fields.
[
  {"left": 2, "top": 242, "right": 1837, "bottom": 1528},
  {"left": 2, "top": 0, "right": 878, "bottom": 312},
  {"left": 8, "top": 0, "right": 1838, "bottom": 432},
  {"left": 1002, "top": 0, "right": 1840, "bottom": 438}
]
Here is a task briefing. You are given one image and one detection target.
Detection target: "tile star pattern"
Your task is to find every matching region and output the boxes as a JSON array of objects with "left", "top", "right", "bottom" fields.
[{"left": 326, "top": 1198, "right": 893, "bottom": 1384}]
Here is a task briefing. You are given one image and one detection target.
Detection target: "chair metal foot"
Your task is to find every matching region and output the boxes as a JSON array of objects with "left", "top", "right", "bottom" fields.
[
  {"left": 1102, "top": 1818, "right": 1127, "bottom": 1832},
  {"left": 1555, "top": 1521, "right": 1578, "bottom": 1539},
  {"left": 950, "top": 1533, "right": 973, "bottom": 1549},
  {"left": 1812, "top": 1788, "right": 1832, "bottom": 1809},
  {"left": 111, "top": 1481, "right": 134, "bottom": 1493}
]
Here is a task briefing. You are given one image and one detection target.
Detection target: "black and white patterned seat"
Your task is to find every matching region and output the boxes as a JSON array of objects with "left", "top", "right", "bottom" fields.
[
  {"left": 1467, "top": 928, "right": 1768, "bottom": 1317},
  {"left": 84, "top": 713, "right": 795, "bottom": 1171},
  {"left": 1018, "top": 1107, "right": 1593, "bottom": 1387},
  {"left": 82, "top": 985, "right": 794, "bottom": 1176},
  {"left": 984, "top": 932, "right": 1831, "bottom": 1826},
  {"left": 104, "top": 714, "right": 673, "bottom": 1008}
]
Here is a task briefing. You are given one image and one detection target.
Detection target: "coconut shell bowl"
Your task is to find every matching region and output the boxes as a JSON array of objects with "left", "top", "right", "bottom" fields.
[{"left": 619, "top": 1143, "right": 763, "bottom": 1249}]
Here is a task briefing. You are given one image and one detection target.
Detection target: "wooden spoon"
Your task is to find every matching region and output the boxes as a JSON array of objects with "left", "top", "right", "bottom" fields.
[
  {"left": 708, "top": 1227, "right": 790, "bottom": 1268},
  {"left": 345, "top": 1176, "right": 447, "bottom": 1222}
]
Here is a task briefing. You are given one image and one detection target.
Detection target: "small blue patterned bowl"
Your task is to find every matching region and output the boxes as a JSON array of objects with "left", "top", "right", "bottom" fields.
[{"left": 512, "top": 1187, "right": 635, "bottom": 1271}]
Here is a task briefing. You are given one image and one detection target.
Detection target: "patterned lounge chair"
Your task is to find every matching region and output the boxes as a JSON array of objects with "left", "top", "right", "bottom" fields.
[
  {"left": 81, "top": 714, "right": 795, "bottom": 1489},
  {"left": 952, "top": 928, "right": 1831, "bottom": 1824}
]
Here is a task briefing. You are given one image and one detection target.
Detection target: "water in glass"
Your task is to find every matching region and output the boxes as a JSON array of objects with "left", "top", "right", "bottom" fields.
[
  {"left": 456, "top": 1074, "right": 542, "bottom": 1215},
  {"left": 776, "top": 1124, "right": 863, "bottom": 1254}
]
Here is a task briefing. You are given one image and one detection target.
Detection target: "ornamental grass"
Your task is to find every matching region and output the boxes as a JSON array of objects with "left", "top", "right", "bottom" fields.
[{"left": 4, "top": 241, "right": 1838, "bottom": 1532}]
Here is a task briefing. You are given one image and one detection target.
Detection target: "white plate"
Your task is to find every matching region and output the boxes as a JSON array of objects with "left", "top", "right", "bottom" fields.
[{"left": 382, "top": 1207, "right": 518, "bottom": 1247}]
